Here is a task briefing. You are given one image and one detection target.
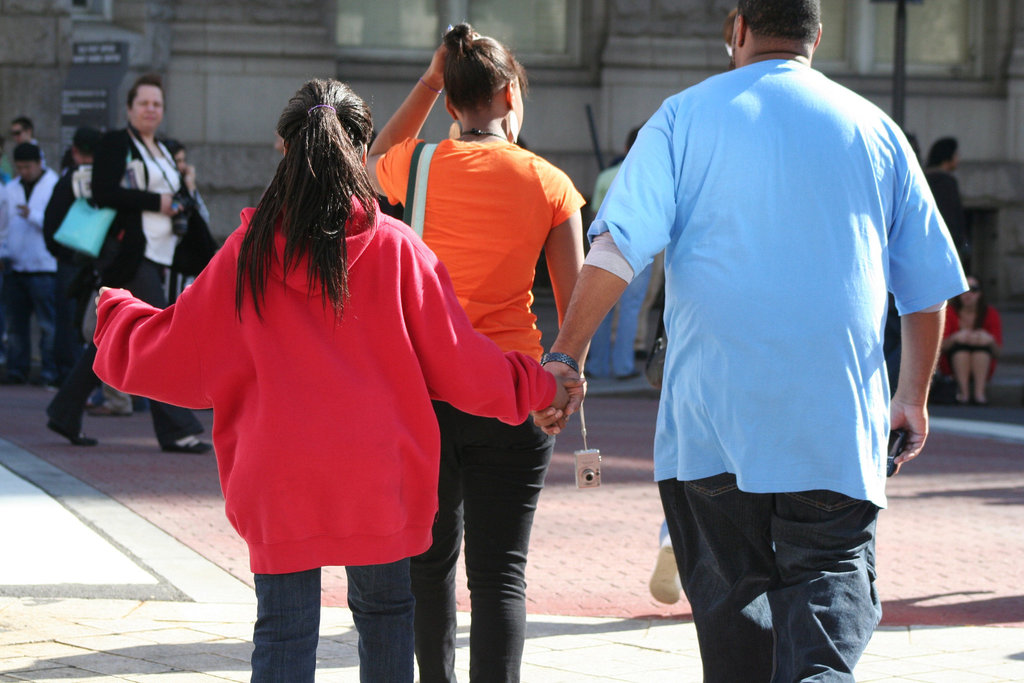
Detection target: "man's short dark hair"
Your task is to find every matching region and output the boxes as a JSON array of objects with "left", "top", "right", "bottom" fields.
[
  {"left": 926, "top": 137, "right": 958, "bottom": 168},
  {"left": 72, "top": 126, "right": 103, "bottom": 155},
  {"left": 13, "top": 142, "right": 41, "bottom": 162},
  {"left": 11, "top": 116, "right": 33, "bottom": 133},
  {"left": 737, "top": 0, "right": 821, "bottom": 43}
]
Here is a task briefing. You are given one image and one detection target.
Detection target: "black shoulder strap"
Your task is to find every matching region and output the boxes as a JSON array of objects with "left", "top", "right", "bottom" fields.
[{"left": 403, "top": 141, "right": 426, "bottom": 225}]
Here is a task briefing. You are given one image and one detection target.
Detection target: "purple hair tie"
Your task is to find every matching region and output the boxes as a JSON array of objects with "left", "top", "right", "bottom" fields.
[{"left": 307, "top": 104, "right": 336, "bottom": 115}]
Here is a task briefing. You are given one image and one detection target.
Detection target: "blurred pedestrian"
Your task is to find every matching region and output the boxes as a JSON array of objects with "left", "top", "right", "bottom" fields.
[
  {"left": 587, "top": 126, "right": 649, "bottom": 379},
  {"left": 42, "top": 126, "right": 103, "bottom": 385},
  {"left": 46, "top": 73, "right": 213, "bottom": 449},
  {"left": 1, "top": 142, "right": 59, "bottom": 385},
  {"left": 939, "top": 275, "right": 1002, "bottom": 405},
  {"left": 8, "top": 116, "right": 46, "bottom": 169},
  {"left": 925, "top": 136, "right": 969, "bottom": 266}
]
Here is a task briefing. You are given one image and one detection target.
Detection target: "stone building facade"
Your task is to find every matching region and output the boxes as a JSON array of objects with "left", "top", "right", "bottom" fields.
[{"left": 2, "top": 0, "right": 1023, "bottom": 301}]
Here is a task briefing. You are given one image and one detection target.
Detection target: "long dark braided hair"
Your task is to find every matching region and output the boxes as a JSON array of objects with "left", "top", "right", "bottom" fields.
[{"left": 236, "top": 79, "right": 377, "bottom": 319}]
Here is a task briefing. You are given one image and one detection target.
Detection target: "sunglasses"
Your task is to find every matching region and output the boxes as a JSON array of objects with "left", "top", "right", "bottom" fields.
[{"left": 968, "top": 285, "right": 981, "bottom": 292}]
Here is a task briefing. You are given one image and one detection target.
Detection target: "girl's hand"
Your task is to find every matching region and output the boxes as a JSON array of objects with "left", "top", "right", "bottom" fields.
[{"left": 423, "top": 43, "right": 447, "bottom": 92}]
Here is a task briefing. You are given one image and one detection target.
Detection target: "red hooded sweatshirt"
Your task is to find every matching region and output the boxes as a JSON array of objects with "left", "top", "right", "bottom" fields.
[{"left": 93, "top": 205, "right": 556, "bottom": 574}]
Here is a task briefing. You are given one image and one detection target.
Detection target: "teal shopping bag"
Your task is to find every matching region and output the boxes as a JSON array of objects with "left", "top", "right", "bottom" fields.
[{"left": 53, "top": 198, "right": 116, "bottom": 258}]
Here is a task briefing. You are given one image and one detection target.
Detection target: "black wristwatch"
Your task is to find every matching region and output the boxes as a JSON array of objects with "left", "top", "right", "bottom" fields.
[{"left": 540, "top": 352, "right": 580, "bottom": 374}]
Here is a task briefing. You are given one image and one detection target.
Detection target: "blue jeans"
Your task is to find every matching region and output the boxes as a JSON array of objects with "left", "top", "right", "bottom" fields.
[
  {"left": 251, "top": 560, "right": 415, "bottom": 682},
  {"left": 587, "top": 263, "right": 653, "bottom": 378},
  {"left": 412, "top": 402, "right": 553, "bottom": 683},
  {"left": 659, "top": 474, "right": 881, "bottom": 682},
  {"left": 3, "top": 271, "right": 57, "bottom": 383}
]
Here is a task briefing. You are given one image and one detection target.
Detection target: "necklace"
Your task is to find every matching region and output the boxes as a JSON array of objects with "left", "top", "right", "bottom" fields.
[{"left": 464, "top": 128, "right": 505, "bottom": 140}]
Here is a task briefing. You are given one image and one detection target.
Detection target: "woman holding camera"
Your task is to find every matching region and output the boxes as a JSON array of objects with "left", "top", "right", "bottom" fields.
[
  {"left": 46, "top": 72, "right": 212, "bottom": 452},
  {"left": 368, "top": 24, "right": 585, "bottom": 682}
]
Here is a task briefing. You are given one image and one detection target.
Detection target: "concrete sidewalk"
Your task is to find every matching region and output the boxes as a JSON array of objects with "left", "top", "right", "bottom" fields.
[
  {"left": 2, "top": 419, "right": 1024, "bottom": 680},
  {"left": 3, "top": 595, "right": 1024, "bottom": 681}
]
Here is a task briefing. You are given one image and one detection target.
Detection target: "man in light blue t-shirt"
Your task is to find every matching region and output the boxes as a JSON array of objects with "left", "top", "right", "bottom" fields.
[{"left": 538, "top": 1, "right": 966, "bottom": 680}]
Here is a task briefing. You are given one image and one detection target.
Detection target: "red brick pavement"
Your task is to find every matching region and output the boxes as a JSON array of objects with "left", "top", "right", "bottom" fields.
[{"left": 2, "top": 385, "right": 1022, "bottom": 627}]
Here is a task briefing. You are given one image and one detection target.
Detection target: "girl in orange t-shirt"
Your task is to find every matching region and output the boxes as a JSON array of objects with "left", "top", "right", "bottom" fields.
[{"left": 368, "top": 23, "right": 585, "bottom": 683}]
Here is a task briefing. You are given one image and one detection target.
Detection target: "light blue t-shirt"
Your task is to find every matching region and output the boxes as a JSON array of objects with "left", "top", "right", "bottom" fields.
[{"left": 591, "top": 60, "right": 966, "bottom": 507}]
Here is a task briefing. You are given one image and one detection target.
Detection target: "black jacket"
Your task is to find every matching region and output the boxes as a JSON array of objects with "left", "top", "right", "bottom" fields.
[
  {"left": 91, "top": 128, "right": 216, "bottom": 287},
  {"left": 42, "top": 166, "right": 81, "bottom": 264}
]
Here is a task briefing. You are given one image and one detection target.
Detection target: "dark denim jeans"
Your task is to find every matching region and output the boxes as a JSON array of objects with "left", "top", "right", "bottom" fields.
[
  {"left": 412, "top": 402, "right": 554, "bottom": 683},
  {"left": 251, "top": 560, "right": 415, "bottom": 682},
  {"left": 659, "top": 474, "right": 881, "bottom": 683},
  {"left": 3, "top": 271, "right": 57, "bottom": 383}
]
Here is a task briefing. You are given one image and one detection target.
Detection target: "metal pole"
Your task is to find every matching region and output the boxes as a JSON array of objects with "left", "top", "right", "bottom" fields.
[
  {"left": 893, "top": 0, "right": 907, "bottom": 127},
  {"left": 585, "top": 104, "right": 605, "bottom": 171}
]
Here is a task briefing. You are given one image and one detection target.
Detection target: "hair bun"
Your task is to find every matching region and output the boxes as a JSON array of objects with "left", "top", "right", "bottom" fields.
[{"left": 444, "top": 22, "right": 475, "bottom": 57}]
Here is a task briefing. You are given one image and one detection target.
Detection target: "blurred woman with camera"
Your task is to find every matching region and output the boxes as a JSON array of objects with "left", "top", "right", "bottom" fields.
[
  {"left": 46, "top": 72, "right": 213, "bottom": 452},
  {"left": 368, "top": 23, "right": 585, "bottom": 682}
]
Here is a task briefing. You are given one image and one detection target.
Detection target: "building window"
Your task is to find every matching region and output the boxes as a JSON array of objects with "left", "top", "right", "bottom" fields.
[
  {"left": 816, "top": 0, "right": 848, "bottom": 63},
  {"left": 873, "top": 0, "right": 972, "bottom": 70},
  {"left": 812, "top": 0, "right": 982, "bottom": 78},
  {"left": 336, "top": 0, "right": 579, "bottom": 64},
  {"left": 70, "top": 0, "right": 110, "bottom": 18}
]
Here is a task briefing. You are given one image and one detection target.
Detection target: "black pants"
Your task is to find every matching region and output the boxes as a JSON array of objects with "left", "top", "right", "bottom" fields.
[
  {"left": 47, "top": 259, "right": 203, "bottom": 447},
  {"left": 412, "top": 401, "right": 554, "bottom": 683}
]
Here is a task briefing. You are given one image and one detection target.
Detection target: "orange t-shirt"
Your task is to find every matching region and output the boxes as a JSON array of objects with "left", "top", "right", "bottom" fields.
[{"left": 378, "top": 138, "right": 585, "bottom": 359}]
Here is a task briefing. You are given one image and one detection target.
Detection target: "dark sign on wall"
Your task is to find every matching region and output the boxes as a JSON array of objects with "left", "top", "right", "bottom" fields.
[{"left": 60, "top": 42, "right": 129, "bottom": 150}]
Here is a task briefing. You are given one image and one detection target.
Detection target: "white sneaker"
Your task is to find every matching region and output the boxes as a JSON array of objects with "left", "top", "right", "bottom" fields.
[{"left": 649, "top": 544, "right": 682, "bottom": 604}]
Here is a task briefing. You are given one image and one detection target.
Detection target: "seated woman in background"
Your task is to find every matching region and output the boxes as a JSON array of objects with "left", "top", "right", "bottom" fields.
[{"left": 940, "top": 275, "right": 1002, "bottom": 405}]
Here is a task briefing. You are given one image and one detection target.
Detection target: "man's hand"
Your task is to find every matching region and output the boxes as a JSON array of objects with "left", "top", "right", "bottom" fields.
[
  {"left": 532, "top": 363, "right": 585, "bottom": 435},
  {"left": 890, "top": 307, "right": 946, "bottom": 474},
  {"left": 889, "top": 397, "right": 928, "bottom": 473}
]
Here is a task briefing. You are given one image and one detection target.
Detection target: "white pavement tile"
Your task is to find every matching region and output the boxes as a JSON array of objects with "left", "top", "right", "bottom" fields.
[{"left": 0, "top": 465, "right": 155, "bottom": 586}]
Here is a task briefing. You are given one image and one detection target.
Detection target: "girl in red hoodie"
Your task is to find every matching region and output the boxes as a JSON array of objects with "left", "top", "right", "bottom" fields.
[{"left": 92, "top": 79, "right": 572, "bottom": 682}]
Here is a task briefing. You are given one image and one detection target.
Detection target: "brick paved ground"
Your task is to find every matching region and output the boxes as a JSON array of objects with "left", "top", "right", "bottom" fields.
[{"left": 3, "top": 384, "right": 1021, "bottom": 628}]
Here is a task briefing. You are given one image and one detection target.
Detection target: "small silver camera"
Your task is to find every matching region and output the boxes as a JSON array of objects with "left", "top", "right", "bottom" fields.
[{"left": 574, "top": 448, "right": 601, "bottom": 489}]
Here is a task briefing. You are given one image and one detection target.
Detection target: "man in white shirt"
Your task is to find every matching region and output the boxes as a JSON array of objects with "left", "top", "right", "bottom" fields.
[{"left": 2, "top": 142, "right": 59, "bottom": 385}]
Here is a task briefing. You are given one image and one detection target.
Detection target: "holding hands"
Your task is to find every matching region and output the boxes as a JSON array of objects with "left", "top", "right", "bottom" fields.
[{"left": 533, "top": 361, "right": 586, "bottom": 435}]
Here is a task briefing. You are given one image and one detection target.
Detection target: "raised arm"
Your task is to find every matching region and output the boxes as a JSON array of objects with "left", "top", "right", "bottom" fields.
[{"left": 366, "top": 44, "right": 447, "bottom": 195}]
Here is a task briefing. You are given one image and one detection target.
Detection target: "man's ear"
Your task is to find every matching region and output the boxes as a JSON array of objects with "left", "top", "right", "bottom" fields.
[
  {"left": 811, "top": 24, "right": 822, "bottom": 53},
  {"left": 734, "top": 13, "right": 747, "bottom": 50}
]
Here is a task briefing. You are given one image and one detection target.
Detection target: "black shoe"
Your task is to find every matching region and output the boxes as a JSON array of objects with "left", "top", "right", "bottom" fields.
[
  {"left": 162, "top": 440, "right": 212, "bottom": 454},
  {"left": 46, "top": 420, "right": 98, "bottom": 446}
]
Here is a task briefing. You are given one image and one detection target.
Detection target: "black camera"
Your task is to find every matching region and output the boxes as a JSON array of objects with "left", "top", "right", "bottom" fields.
[{"left": 171, "top": 189, "right": 198, "bottom": 236}]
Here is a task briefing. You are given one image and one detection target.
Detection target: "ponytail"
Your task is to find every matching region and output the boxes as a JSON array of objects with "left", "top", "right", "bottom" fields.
[
  {"left": 236, "top": 79, "right": 377, "bottom": 319},
  {"left": 442, "top": 22, "right": 528, "bottom": 112}
]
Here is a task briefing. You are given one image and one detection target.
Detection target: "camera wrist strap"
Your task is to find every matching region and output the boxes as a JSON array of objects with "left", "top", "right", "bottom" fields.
[{"left": 579, "top": 403, "right": 589, "bottom": 451}]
